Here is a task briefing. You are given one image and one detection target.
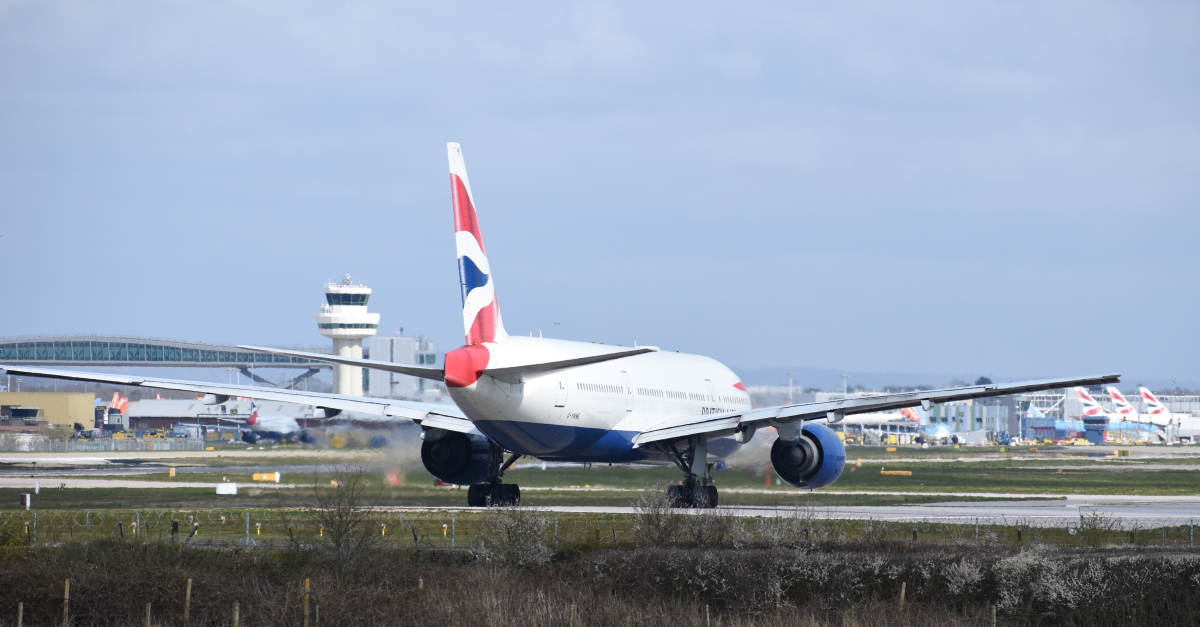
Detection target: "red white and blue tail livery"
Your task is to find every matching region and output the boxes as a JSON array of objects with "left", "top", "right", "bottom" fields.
[
  {"left": 449, "top": 143, "right": 506, "bottom": 347},
  {"left": 1140, "top": 387, "right": 1168, "bottom": 416},
  {"left": 1105, "top": 386, "right": 1136, "bottom": 417},
  {"left": 1075, "top": 387, "right": 1108, "bottom": 418}
]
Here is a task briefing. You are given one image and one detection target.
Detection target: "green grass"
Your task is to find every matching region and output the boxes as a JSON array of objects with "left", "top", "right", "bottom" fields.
[
  {"left": 832, "top": 463, "right": 1200, "bottom": 495},
  {"left": 4, "top": 443, "right": 1198, "bottom": 512}
]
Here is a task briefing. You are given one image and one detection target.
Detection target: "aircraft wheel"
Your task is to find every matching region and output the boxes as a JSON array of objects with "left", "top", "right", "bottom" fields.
[
  {"left": 696, "top": 485, "right": 718, "bottom": 508},
  {"left": 467, "top": 484, "right": 489, "bottom": 507},
  {"left": 489, "top": 484, "right": 520, "bottom": 506},
  {"left": 468, "top": 483, "right": 521, "bottom": 507},
  {"left": 666, "top": 485, "right": 686, "bottom": 507}
]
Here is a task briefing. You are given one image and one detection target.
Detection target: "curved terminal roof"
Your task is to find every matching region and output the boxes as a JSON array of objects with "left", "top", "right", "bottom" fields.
[{"left": 0, "top": 336, "right": 331, "bottom": 369}]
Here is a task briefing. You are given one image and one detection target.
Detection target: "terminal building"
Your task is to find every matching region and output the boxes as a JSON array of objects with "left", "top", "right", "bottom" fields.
[{"left": 367, "top": 335, "right": 437, "bottom": 399}]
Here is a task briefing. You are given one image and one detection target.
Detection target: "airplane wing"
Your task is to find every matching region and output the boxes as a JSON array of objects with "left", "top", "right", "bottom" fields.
[
  {"left": 631, "top": 373, "right": 1121, "bottom": 447},
  {"left": 0, "top": 365, "right": 478, "bottom": 434}
]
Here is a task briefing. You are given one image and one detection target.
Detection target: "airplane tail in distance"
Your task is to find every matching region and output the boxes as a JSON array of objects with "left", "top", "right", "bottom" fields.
[
  {"left": 448, "top": 142, "right": 506, "bottom": 346},
  {"left": 247, "top": 402, "right": 258, "bottom": 426},
  {"left": 1027, "top": 402, "right": 1045, "bottom": 419},
  {"left": 1139, "top": 387, "right": 1168, "bottom": 416},
  {"left": 900, "top": 406, "right": 926, "bottom": 424},
  {"left": 1074, "top": 387, "right": 1107, "bottom": 417},
  {"left": 1105, "top": 386, "right": 1136, "bottom": 416}
]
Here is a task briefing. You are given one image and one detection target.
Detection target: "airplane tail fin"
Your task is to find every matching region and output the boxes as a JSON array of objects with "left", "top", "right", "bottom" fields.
[
  {"left": 900, "top": 406, "right": 927, "bottom": 425},
  {"left": 1105, "top": 386, "right": 1136, "bottom": 416},
  {"left": 448, "top": 142, "right": 507, "bottom": 346},
  {"left": 1074, "top": 387, "right": 1107, "bottom": 418},
  {"left": 1139, "top": 387, "right": 1168, "bottom": 415},
  {"left": 247, "top": 401, "right": 258, "bottom": 426}
]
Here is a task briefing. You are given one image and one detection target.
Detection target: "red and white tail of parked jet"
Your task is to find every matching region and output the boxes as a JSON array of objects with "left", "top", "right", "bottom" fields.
[{"left": 0, "top": 143, "right": 1121, "bottom": 507}]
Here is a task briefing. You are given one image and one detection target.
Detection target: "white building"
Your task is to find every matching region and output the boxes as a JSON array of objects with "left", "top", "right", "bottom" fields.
[
  {"left": 317, "top": 276, "right": 379, "bottom": 396},
  {"left": 367, "top": 335, "right": 437, "bottom": 399}
]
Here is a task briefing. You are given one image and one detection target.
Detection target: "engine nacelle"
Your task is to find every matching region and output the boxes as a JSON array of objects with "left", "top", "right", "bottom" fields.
[
  {"left": 770, "top": 422, "right": 845, "bottom": 489},
  {"left": 420, "top": 428, "right": 491, "bottom": 485}
]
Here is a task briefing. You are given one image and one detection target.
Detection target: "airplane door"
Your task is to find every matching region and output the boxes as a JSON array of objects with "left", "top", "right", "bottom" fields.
[
  {"left": 622, "top": 371, "right": 634, "bottom": 412},
  {"left": 554, "top": 371, "right": 569, "bottom": 408}
]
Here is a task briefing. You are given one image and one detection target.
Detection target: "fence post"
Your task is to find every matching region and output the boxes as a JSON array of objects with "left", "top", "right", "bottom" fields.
[
  {"left": 62, "top": 579, "right": 70, "bottom": 627},
  {"left": 1191, "top": 519, "right": 1194, "bottom": 547},
  {"left": 974, "top": 518, "right": 979, "bottom": 542},
  {"left": 144, "top": 602, "right": 151, "bottom": 627},
  {"left": 184, "top": 578, "right": 193, "bottom": 626},
  {"left": 555, "top": 514, "right": 560, "bottom": 543},
  {"left": 231, "top": 601, "right": 239, "bottom": 627},
  {"left": 303, "top": 578, "right": 311, "bottom": 627},
  {"left": 17, "top": 601, "right": 23, "bottom": 627},
  {"left": 245, "top": 513, "right": 251, "bottom": 546},
  {"left": 32, "top": 513, "right": 37, "bottom": 544},
  {"left": 451, "top": 513, "right": 456, "bottom": 548}
]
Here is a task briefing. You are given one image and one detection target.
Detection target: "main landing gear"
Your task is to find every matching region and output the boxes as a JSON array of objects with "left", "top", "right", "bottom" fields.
[
  {"left": 467, "top": 441, "right": 522, "bottom": 507},
  {"left": 654, "top": 435, "right": 718, "bottom": 508}
]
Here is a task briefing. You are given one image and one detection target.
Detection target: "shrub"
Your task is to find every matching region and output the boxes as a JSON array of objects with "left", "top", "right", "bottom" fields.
[{"left": 474, "top": 505, "right": 552, "bottom": 567}]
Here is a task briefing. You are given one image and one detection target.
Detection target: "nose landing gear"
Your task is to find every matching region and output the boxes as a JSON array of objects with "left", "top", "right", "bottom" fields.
[
  {"left": 467, "top": 441, "right": 522, "bottom": 507},
  {"left": 654, "top": 435, "right": 718, "bottom": 508}
]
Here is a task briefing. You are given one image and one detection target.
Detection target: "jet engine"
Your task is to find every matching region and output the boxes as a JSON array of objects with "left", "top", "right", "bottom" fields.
[
  {"left": 420, "top": 428, "right": 491, "bottom": 485},
  {"left": 770, "top": 422, "right": 845, "bottom": 489}
]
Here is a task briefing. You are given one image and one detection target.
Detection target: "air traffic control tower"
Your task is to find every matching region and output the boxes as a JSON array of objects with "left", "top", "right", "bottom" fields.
[{"left": 317, "top": 275, "right": 379, "bottom": 396}]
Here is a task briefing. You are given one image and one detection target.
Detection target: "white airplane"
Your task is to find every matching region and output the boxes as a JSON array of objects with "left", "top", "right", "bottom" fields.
[
  {"left": 237, "top": 402, "right": 315, "bottom": 445},
  {"left": 899, "top": 406, "right": 955, "bottom": 443},
  {"left": 0, "top": 143, "right": 1121, "bottom": 507},
  {"left": 1139, "top": 387, "right": 1200, "bottom": 440}
]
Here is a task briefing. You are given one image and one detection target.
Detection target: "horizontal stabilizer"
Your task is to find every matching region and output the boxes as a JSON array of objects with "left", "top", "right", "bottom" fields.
[
  {"left": 237, "top": 345, "right": 445, "bottom": 381},
  {"left": 483, "top": 347, "right": 658, "bottom": 378}
]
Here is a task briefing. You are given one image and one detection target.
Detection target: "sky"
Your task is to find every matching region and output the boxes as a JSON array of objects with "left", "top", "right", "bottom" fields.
[{"left": 0, "top": 1, "right": 1197, "bottom": 389}]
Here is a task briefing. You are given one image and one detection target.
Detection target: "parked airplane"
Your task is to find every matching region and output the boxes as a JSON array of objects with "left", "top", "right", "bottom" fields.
[
  {"left": 899, "top": 406, "right": 954, "bottom": 443},
  {"left": 237, "top": 402, "right": 316, "bottom": 444},
  {"left": 1140, "top": 387, "right": 1171, "bottom": 422},
  {"left": 1139, "top": 387, "right": 1200, "bottom": 440},
  {"left": 0, "top": 143, "right": 1120, "bottom": 507}
]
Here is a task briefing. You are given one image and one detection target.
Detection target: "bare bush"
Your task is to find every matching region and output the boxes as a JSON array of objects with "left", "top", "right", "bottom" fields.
[
  {"left": 631, "top": 482, "right": 684, "bottom": 547},
  {"left": 3, "top": 539, "right": 1200, "bottom": 625},
  {"left": 754, "top": 500, "right": 839, "bottom": 548},
  {"left": 304, "top": 464, "right": 382, "bottom": 571},
  {"left": 474, "top": 505, "right": 552, "bottom": 567},
  {"left": 686, "top": 506, "right": 743, "bottom": 547},
  {"left": 1078, "top": 507, "right": 1135, "bottom": 546}
]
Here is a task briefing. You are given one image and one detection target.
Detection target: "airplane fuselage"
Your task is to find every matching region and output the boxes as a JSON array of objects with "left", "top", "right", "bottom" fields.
[{"left": 447, "top": 336, "right": 749, "bottom": 463}]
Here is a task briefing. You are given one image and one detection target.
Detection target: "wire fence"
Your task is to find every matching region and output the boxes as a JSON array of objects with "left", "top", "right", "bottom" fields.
[{"left": 2, "top": 508, "right": 1196, "bottom": 550}]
